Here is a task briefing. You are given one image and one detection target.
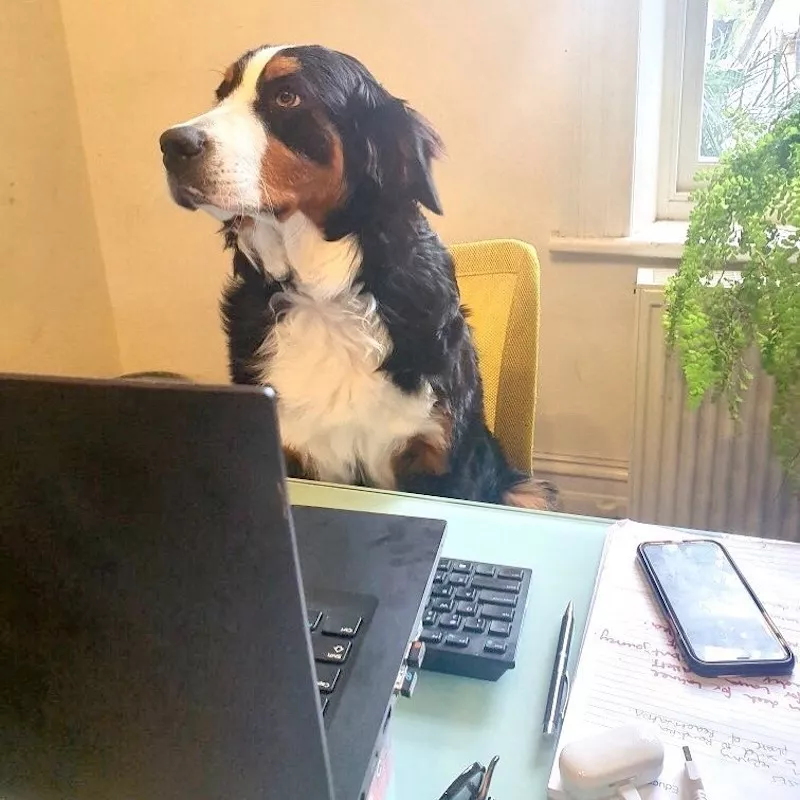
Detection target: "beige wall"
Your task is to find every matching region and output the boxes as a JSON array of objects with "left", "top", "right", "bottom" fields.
[
  {"left": 26, "top": 0, "right": 636, "bottom": 514},
  {"left": 0, "top": 0, "right": 120, "bottom": 377}
]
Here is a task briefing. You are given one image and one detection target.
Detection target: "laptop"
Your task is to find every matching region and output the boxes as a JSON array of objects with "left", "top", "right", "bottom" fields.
[{"left": 0, "top": 374, "right": 445, "bottom": 800}]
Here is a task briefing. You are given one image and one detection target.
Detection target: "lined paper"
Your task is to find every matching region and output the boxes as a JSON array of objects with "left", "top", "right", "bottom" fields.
[{"left": 548, "top": 521, "right": 800, "bottom": 799}]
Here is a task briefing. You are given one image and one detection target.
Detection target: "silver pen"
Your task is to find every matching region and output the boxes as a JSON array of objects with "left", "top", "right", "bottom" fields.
[{"left": 542, "top": 601, "right": 574, "bottom": 737}]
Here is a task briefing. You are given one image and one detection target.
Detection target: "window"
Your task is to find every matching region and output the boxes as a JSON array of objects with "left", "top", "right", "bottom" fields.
[{"left": 658, "top": 0, "right": 799, "bottom": 220}]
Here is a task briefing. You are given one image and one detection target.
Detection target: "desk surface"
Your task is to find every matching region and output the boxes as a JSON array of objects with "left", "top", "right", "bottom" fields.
[{"left": 288, "top": 480, "right": 610, "bottom": 800}]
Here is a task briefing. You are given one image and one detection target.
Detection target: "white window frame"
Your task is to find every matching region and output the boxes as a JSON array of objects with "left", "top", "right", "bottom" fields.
[{"left": 657, "top": 0, "right": 713, "bottom": 221}]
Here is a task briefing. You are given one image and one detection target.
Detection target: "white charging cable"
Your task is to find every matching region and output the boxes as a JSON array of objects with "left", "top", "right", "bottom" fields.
[
  {"left": 616, "top": 785, "right": 643, "bottom": 800},
  {"left": 683, "top": 746, "right": 708, "bottom": 800}
]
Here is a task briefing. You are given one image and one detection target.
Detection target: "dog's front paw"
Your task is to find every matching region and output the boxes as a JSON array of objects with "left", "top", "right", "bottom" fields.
[{"left": 503, "top": 478, "right": 560, "bottom": 512}]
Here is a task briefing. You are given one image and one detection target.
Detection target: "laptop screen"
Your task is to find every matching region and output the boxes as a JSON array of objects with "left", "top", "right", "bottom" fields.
[{"left": 0, "top": 376, "right": 335, "bottom": 800}]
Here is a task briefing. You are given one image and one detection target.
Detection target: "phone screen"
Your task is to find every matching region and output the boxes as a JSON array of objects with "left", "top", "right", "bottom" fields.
[{"left": 640, "top": 540, "right": 790, "bottom": 664}]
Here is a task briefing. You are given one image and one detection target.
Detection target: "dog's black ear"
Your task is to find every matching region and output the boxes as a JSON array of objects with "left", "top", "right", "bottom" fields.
[{"left": 356, "top": 89, "right": 444, "bottom": 215}]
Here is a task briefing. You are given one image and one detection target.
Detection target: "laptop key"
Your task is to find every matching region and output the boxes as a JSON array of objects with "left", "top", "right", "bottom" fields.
[
  {"left": 484, "top": 639, "right": 507, "bottom": 654},
  {"left": 498, "top": 568, "right": 524, "bottom": 580},
  {"left": 313, "top": 638, "right": 351, "bottom": 664},
  {"left": 488, "top": 621, "right": 512, "bottom": 638},
  {"left": 451, "top": 561, "right": 473, "bottom": 574},
  {"left": 463, "top": 617, "right": 486, "bottom": 634},
  {"left": 478, "top": 591, "right": 517, "bottom": 607},
  {"left": 431, "top": 598, "right": 454, "bottom": 613},
  {"left": 438, "top": 559, "right": 451, "bottom": 570},
  {"left": 456, "top": 600, "right": 478, "bottom": 616},
  {"left": 448, "top": 573, "right": 469, "bottom": 586},
  {"left": 433, "top": 570, "right": 447, "bottom": 584},
  {"left": 444, "top": 633, "right": 470, "bottom": 648},
  {"left": 321, "top": 612, "right": 362, "bottom": 638},
  {"left": 480, "top": 604, "right": 514, "bottom": 623},
  {"left": 470, "top": 576, "right": 521, "bottom": 594},
  {"left": 419, "top": 629, "right": 443, "bottom": 644},
  {"left": 307, "top": 609, "right": 322, "bottom": 630},
  {"left": 422, "top": 609, "right": 438, "bottom": 627},
  {"left": 316, "top": 663, "right": 341, "bottom": 694},
  {"left": 454, "top": 587, "right": 476, "bottom": 601},
  {"left": 438, "top": 613, "right": 461, "bottom": 630},
  {"left": 474, "top": 563, "right": 496, "bottom": 577},
  {"left": 431, "top": 584, "right": 453, "bottom": 598}
]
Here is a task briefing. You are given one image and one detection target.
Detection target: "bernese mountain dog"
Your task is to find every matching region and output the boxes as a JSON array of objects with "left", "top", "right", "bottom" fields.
[{"left": 159, "top": 44, "right": 558, "bottom": 511}]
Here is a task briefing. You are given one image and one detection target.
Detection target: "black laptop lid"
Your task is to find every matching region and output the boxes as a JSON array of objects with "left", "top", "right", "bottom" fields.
[{"left": 0, "top": 375, "right": 335, "bottom": 800}]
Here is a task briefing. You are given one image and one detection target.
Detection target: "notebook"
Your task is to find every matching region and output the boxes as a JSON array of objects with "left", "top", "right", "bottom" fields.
[{"left": 547, "top": 519, "right": 800, "bottom": 799}]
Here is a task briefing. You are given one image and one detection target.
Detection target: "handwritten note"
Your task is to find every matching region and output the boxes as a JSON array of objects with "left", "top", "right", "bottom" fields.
[{"left": 547, "top": 521, "right": 800, "bottom": 800}]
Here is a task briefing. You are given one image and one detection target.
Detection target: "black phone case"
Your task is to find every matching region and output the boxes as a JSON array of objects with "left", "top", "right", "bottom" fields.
[{"left": 636, "top": 539, "right": 795, "bottom": 678}]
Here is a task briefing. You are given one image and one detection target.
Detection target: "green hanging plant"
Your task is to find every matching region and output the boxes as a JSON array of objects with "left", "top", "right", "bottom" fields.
[{"left": 663, "top": 104, "right": 800, "bottom": 488}]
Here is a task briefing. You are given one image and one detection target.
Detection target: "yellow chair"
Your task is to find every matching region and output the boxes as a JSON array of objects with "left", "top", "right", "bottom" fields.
[{"left": 449, "top": 239, "right": 541, "bottom": 474}]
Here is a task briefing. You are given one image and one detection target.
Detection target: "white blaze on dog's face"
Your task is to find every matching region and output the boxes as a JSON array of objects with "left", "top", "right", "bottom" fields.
[
  {"left": 159, "top": 45, "right": 346, "bottom": 225},
  {"left": 159, "top": 44, "right": 444, "bottom": 230}
]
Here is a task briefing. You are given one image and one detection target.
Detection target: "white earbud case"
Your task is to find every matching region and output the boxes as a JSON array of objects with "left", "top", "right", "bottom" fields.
[{"left": 558, "top": 724, "right": 665, "bottom": 800}]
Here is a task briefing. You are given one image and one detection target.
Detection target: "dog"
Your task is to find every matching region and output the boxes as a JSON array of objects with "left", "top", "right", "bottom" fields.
[{"left": 159, "top": 44, "right": 557, "bottom": 511}]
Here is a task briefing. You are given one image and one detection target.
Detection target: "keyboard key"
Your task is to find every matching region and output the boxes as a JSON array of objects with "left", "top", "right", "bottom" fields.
[
  {"left": 463, "top": 617, "right": 486, "bottom": 633},
  {"left": 456, "top": 600, "right": 478, "bottom": 616},
  {"left": 307, "top": 609, "right": 322, "bottom": 630},
  {"left": 478, "top": 591, "right": 517, "bottom": 607},
  {"left": 438, "top": 559, "right": 451, "bottom": 570},
  {"left": 452, "top": 561, "right": 473, "bottom": 574},
  {"left": 431, "top": 598, "right": 454, "bottom": 613},
  {"left": 431, "top": 584, "right": 453, "bottom": 598},
  {"left": 419, "top": 630, "right": 442, "bottom": 644},
  {"left": 313, "top": 638, "right": 352, "bottom": 664},
  {"left": 322, "top": 612, "right": 362, "bottom": 638},
  {"left": 488, "top": 620, "right": 512, "bottom": 637},
  {"left": 480, "top": 604, "right": 515, "bottom": 623},
  {"left": 454, "top": 587, "right": 477, "bottom": 601},
  {"left": 438, "top": 613, "right": 461, "bottom": 630},
  {"left": 316, "top": 663, "right": 341, "bottom": 693},
  {"left": 320, "top": 695, "right": 330, "bottom": 714},
  {"left": 444, "top": 633, "right": 470, "bottom": 648},
  {"left": 471, "top": 576, "right": 521, "bottom": 594},
  {"left": 423, "top": 610, "right": 438, "bottom": 627},
  {"left": 498, "top": 568, "right": 524, "bottom": 580},
  {"left": 448, "top": 573, "right": 469, "bottom": 586},
  {"left": 433, "top": 570, "right": 447, "bottom": 584},
  {"left": 484, "top": 639, "right": 507, "bottom": 654},
  {"left": 474, "top": 563, "right": 496, "bottom": 577}
]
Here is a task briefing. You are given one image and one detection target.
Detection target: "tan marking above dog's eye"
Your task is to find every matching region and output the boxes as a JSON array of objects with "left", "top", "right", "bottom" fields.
[{"left": 275, "top": 89, "right": 301, "bottom": 108}]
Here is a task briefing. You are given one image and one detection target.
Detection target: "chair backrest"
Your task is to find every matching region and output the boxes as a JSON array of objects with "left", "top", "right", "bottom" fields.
[{"left": 449, "top": 239, "right": 541, "bottom": 474}]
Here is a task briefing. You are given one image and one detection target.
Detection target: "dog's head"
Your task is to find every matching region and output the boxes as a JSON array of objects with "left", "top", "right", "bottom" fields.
[{"left": 159, "top": 45, "right": 442, "bottom": 228}]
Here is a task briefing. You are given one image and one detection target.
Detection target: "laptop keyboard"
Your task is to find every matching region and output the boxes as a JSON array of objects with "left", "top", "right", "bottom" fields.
[{"left": 306, "top": 589, "right": 376, "bottom": 719}]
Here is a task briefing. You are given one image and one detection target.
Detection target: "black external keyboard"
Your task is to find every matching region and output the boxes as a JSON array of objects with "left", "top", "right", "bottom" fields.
[
  {"left": 415, "top": 558, "right": 532, "bottom": 681},
  {"left": 306, "top": 588, "right": 376, "bottom": 720}
]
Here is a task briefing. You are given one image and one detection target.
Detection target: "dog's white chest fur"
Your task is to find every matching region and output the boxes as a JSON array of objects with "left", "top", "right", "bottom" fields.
[{"left": 241, "top": 213, "right": 439, "bottom": 487}]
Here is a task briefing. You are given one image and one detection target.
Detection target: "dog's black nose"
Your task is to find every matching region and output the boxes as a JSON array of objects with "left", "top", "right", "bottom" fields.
[{"left": 159, "top": 126, "right": 207, "bottom": 161}]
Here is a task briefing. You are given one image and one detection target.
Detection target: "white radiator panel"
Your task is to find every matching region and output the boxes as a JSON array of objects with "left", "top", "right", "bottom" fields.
[{"left": 631, "top": 285, "right": 800, "bottom": 541}]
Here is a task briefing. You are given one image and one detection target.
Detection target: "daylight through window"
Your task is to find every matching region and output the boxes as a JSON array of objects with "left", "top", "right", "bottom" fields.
[{"left": 700, "top": 0, "right": 799, "bottom": 160}]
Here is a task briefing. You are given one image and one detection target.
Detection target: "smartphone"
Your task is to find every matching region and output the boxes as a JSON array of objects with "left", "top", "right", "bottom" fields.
[{"left": 637, "top": 539, "right": 795, "bottom": 677}]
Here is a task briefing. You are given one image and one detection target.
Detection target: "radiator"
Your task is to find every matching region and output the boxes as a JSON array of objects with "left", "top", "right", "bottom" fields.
[{"left": 630, "top": 278, "right": 800, "bottom": 541}]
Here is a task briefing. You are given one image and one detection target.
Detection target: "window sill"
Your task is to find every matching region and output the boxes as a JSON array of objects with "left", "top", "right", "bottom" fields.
[
  {"left": 549, "top": 221, "right": 688, "bottom": 262},
  {"left": 637, "top": 266, "right": 743, "bottom": 289}
]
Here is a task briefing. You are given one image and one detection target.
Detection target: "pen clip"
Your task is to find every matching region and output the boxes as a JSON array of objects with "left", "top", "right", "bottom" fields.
[{"left": 557, "top": 670, "right": 571, "bottom": 724}]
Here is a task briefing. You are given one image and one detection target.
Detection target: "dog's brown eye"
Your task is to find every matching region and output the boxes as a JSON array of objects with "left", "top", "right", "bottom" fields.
[{"left": 275, "top": 90, "right": 300, "bottom": 108}]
